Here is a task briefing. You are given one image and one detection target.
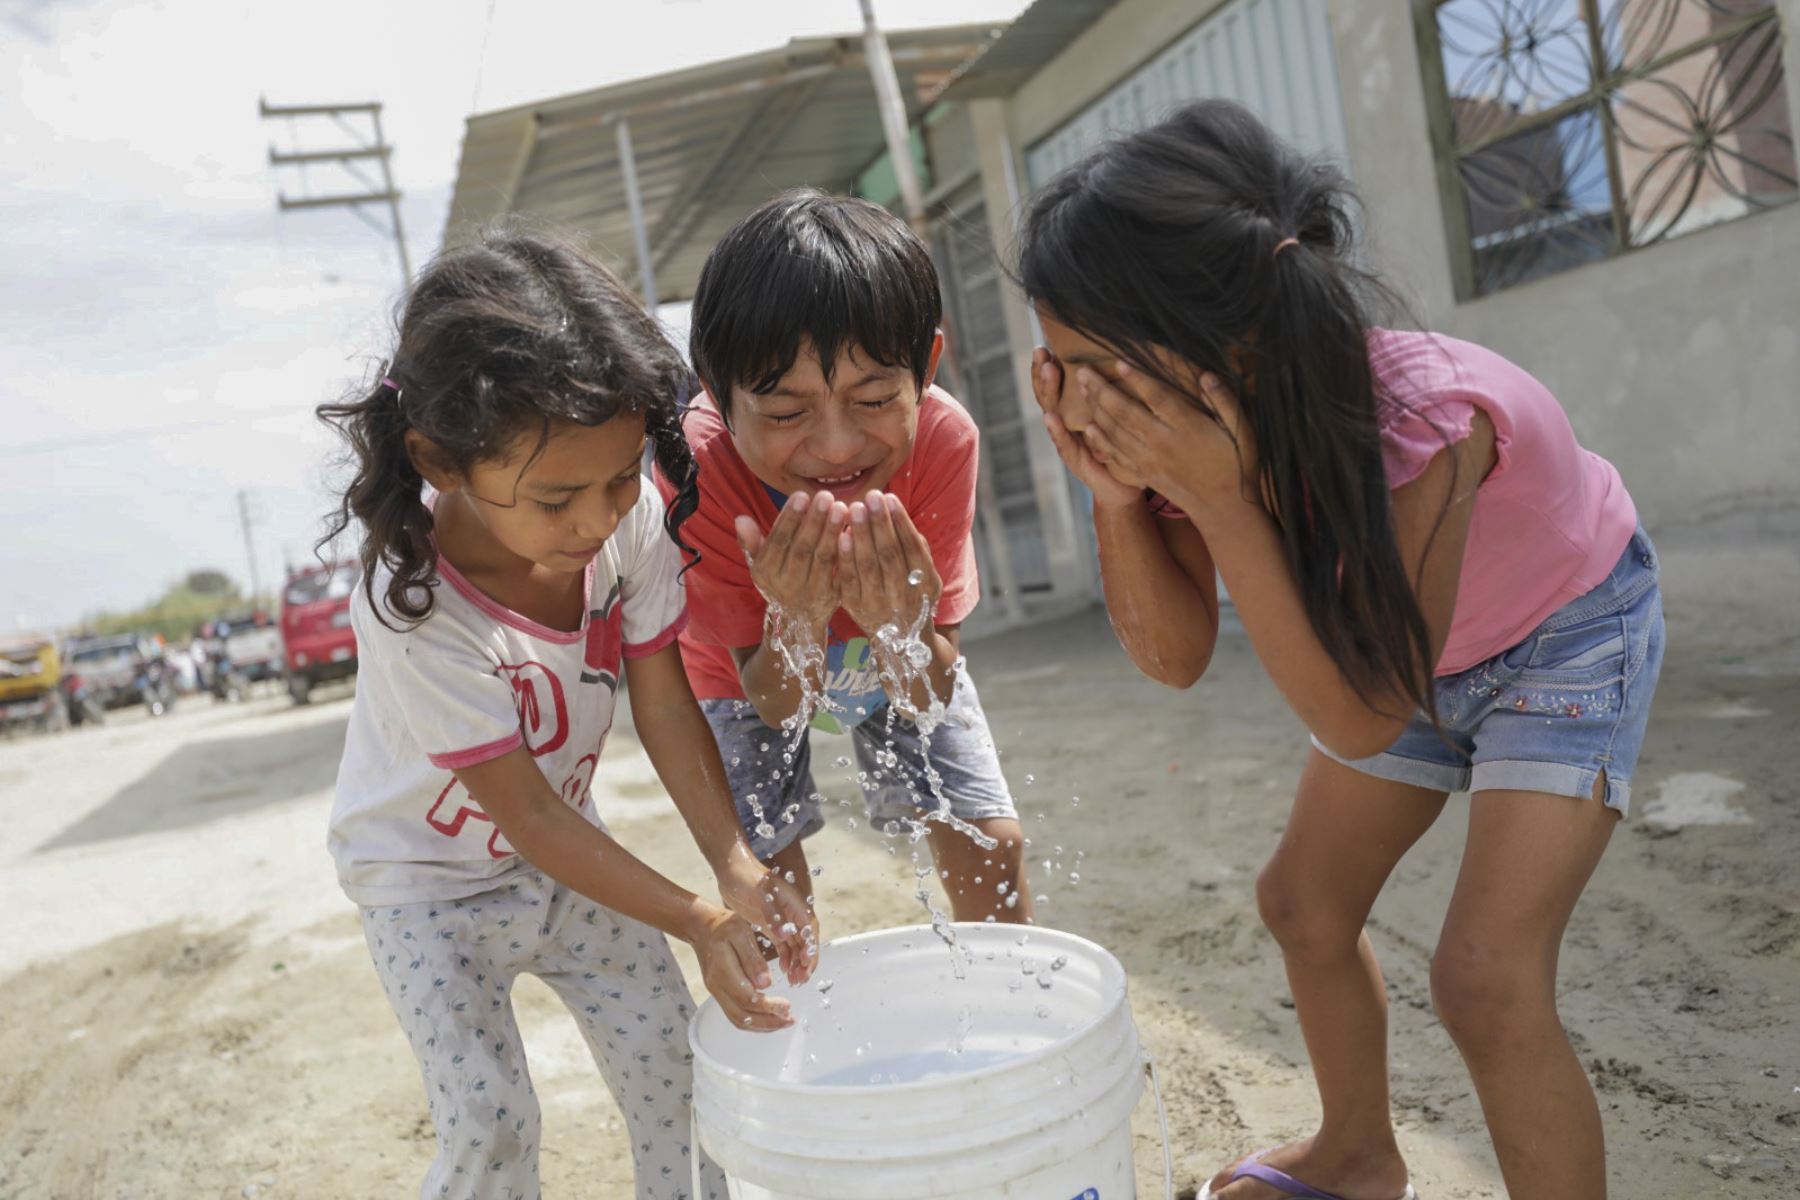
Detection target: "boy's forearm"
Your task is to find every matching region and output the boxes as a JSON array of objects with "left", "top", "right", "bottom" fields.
[
  {"left": 876, "top": 625, "right": 958, "bottom": 715},
  {"left": 738, "top": 619, "right": 832, "bottom": 729}
]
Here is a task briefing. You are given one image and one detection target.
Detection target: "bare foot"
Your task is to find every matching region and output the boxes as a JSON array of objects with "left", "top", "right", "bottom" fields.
[{"left": 1205, "top": 1136, "right": 1411, "bottom": 1200}]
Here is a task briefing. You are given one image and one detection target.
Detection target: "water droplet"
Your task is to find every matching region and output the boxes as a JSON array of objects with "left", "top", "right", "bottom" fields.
[
  {"left": 816, "top": 978, "right": 834, "bottom": 994},
  {"left": 906, "top": 568, "right": 925, "bottom": 586},
  {"left": 759, "top": 742, "right": 770, "bottom": 752},
  {"left": 1050, "top": 955, "right": 1068, "bottom": 971},
  {"left": 1035, "top": 1005, "right": 1052, "bottom": 1019},
  {"left": 1068, "top": 873, "right": 1080, "bottom": 885},
  {"left": 834, "top": 755, "right": 852, "bottom": 768},
  {"left": 779, "top": 922, "right": 798, "bottom": 938},
  {"left": 1024, "top": 774, "right": 1035, "bottom": 785},
  {"left": 1036, "top": 974, "right": 1053, "bottom": 989}
]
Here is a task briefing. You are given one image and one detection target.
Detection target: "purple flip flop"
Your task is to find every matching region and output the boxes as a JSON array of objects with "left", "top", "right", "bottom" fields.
[{"left": 1194, "top": 1149, "right": 1418, "bottom": 1200}]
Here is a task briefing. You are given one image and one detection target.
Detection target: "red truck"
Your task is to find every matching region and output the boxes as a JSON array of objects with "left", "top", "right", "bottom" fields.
[{"left": 280, "top": 560, "right": 360, "bottom": 704}]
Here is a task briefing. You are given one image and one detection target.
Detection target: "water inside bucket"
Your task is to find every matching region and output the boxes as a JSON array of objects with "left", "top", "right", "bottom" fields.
[
  {"left": 691, "top": 925, "right": 1148, "bottom": 1200},
  {"left": 694, "top": 924, "right": 1120, "bottom": 1090}
]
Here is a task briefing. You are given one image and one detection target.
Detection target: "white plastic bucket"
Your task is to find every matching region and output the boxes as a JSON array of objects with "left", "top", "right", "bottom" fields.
[{"left": 690, "top": 923, "right": 1154, "bottom": 1199}]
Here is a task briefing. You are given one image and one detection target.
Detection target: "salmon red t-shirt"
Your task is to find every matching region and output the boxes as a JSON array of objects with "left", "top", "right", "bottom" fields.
[{"left": 655, "top": 385, "right": 980, "bottom": 728}]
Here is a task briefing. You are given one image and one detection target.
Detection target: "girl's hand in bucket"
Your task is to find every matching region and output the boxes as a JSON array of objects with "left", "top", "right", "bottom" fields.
[
  {"left": 716, "top": 846, "right": 819, "bottom": 987},
  {"left": 736, "top": 491, "right": 847, "bottom": 629},
  {"left": 836, "top": 492, "right": 939, "bottom": 634},
  {"left": 1079, "top": 363, "right": 1255, "bottom": 512},
  {"left": 690, "top": 903, "right": 795, "bottom": 1031},
  {"left": 1032, "top": 348, "right": 1143, "bottom": 508}
]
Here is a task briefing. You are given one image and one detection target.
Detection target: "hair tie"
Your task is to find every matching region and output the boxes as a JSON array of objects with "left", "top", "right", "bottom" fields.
[
  {"left": 1273, "top": 237, "right": 1301, "bottom": 258},
  {"left": 379, "top": 376, "right": 400, "bottom": 392}
]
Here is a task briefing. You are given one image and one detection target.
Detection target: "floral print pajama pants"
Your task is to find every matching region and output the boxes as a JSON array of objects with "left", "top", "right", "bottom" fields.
[{"left": 361, "top": 871, "right": 727, "bottom": 1200}]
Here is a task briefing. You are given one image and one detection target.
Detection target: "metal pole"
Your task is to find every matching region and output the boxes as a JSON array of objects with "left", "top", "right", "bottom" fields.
[
  {"left": 370, "top": 106, "right": 412, "bottom": 288},
  {"left": 237, "top": 490, "right": 262, "bottom": 604},
  {"left": 858, "top": 0, "right": 930, "bottom": 239},
  {"left": 615, "top": 116, "right": 659, "bottom": 309}
]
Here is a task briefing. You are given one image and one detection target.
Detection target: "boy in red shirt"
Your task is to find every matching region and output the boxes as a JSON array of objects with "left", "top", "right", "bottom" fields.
[{"left": 657, "top": 189, "right": 1031, "bottom": 925}]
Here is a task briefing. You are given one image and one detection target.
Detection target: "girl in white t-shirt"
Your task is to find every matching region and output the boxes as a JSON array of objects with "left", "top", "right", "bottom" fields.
[{"left": 318, "top": 225, "right": 815, "bottom": 1200}]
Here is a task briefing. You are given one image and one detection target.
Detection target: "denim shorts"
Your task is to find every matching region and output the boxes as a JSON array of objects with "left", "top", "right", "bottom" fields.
[
  {"left": 698, "top": 660, "right": 1018, "bottom": 859},
  {"left": 1316, "top": 526, "right": 1666, "bottom": 815}
]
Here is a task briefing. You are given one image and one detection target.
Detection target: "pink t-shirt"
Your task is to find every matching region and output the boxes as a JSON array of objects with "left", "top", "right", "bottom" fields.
[
  {"left": 1150, "top": 330, "right": 1637, "bottom": 675},
  {"left": 654, "top": 385, "right": 981, "bottom": 722},
  {"left": 1370, "top": 328, "right": 1636, "bottom": 674}
]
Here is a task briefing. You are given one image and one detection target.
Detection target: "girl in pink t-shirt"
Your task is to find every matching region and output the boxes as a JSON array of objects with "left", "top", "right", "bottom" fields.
[
  {"left": 318, "top": 225, "right": 814, "bottom": 1200},
  {"left": 1021, "top": 101, "right": 1664, "bottom": 1200}
]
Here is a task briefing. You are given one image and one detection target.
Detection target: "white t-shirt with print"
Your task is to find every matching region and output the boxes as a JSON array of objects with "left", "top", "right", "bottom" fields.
[{"left": 328, "top": 484, "right": 688, "bottom": 905}]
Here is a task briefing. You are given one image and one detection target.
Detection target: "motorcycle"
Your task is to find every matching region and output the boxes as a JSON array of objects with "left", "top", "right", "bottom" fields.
[
  {"left": 209, "top": 650, "right": 247, "bottom": 703},
  {"left": 59, "top": 672, "right": 105, "bottom": 727},
  {"left": 135, "top": 656, "right": 177, "bottom": 718}
]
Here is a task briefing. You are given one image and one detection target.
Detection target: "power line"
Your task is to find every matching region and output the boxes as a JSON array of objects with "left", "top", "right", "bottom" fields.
[{"left": 260, "top": 98, "right": 411, "bottom": 289}]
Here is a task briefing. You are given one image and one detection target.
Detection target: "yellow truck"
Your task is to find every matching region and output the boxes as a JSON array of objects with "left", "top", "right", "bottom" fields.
[{"left": 0, "top": 635, "right": 68, "bottom": 735}]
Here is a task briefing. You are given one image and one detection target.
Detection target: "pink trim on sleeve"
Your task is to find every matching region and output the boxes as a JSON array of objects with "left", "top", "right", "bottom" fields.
[
  {"left": 427, "top": 730, "right": 525, "bottom": 770},
  {"left": 623, "top": 609, "right": 690, "bottom": 658}
]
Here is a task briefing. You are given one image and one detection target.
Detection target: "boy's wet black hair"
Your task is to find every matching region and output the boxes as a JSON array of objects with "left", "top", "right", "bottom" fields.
[{"left": 688, "top": 188, "right": 941, "bottom": 421}]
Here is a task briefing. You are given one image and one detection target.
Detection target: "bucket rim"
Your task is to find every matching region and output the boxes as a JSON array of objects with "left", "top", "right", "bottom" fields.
[{"left": 690, "top": 922, "right": 1132, "bottom": 1097}]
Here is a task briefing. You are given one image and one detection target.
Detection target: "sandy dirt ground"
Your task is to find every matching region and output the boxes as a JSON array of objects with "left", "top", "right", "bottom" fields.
[{"left": 1, "top": 505, "right": 1794, "bottom": 1200}]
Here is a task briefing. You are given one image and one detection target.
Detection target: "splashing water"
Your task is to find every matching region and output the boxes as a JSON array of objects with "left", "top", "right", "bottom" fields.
[{"left": 747, "top": 547, "right": 989, "bottom": 967}]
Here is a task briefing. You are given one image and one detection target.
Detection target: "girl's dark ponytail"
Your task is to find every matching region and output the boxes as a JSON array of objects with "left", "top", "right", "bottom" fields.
[
  {"left": 317, "top": 376, "right": 438, "bottom": 626},
  {"left": 1255, "top": 227, "right": 1440, "bottom": 724}
]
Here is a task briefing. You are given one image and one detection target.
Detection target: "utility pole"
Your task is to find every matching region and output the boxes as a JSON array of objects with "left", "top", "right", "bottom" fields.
[
  {"left": 858, "top": 0, "right": 930, "bottom": 240},
  {"left": 237, "top": 490, "right": 264, "bottom": 605},
  {"left": 260, "top": 98, "right": 411, "bottom": 288}
]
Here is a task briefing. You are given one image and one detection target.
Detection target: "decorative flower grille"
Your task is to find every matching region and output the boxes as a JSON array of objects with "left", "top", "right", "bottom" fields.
[{"left": 1420, "top": 0, "right": 1797, "bottom": 296}]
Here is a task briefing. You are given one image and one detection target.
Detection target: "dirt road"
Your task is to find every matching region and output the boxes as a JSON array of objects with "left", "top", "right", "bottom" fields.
[{"left": 1, "top": 507, "right": 1794, "bottom": 1199}]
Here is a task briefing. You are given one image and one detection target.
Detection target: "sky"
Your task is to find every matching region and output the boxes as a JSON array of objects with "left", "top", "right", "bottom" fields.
[{"left": 1, "top": 0, "right": 1030, "bottom": 632}]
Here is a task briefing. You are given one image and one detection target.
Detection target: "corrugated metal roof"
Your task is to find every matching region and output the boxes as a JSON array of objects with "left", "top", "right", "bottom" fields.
[
  {"left": 935, "top": 0, "right": 1117, "bottom": 101},
  {"left": 442, "top": 23, "right": 1006, "bottom": 304}
]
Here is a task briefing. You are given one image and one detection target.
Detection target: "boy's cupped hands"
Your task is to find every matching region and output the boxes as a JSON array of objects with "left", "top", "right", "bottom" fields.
[{"left": 735, "top": 490, "right": 939, "bottom": 634}]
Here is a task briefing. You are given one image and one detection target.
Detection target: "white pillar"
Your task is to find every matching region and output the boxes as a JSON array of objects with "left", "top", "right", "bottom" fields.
[
  {"left": 968, "top": 98, "right": 1093, "bottom": 600},
  {"left": 615, "top": 116, "right": 658, "bottom": 309}
]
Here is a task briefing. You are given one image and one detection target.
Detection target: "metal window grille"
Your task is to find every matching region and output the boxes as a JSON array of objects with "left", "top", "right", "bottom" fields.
[{"left": 1416, "top": 0, "right": 1798, "bottom": 297}]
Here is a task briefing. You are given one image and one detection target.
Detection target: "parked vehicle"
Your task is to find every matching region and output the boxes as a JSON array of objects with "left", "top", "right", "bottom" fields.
[
  {"left": 280, "top": 560, "right": 360, "bottom": 704},
  {"left": 0, "top": 636, "right": 68, "bottom": 735},
  {"left": 65, "top": 633, "right": 159, "bottom": 710},
  {"left": 211, "top": 609, "right": 284, "bottom": 687}
]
